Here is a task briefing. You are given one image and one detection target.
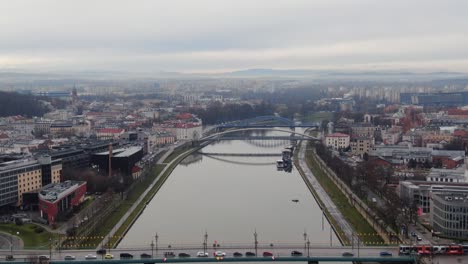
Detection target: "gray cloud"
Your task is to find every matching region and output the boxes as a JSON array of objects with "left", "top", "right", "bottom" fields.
[{"left": 1, "top": 0, "right": 468, "bottom": 72}]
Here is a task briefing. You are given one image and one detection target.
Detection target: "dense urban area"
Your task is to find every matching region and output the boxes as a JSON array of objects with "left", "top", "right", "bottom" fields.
[{"left": 0, "top": 74, "right": 468, "bottom": 263}]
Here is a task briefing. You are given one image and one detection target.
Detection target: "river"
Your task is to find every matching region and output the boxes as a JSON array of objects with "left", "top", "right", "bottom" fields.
[{"left": 118, "top": 130, "right": 338, "bottom": 249}]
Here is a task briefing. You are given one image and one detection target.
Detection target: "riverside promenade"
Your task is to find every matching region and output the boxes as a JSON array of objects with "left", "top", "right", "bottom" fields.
[{"left": 296, "top": 140, "right": 357, "bottom": 244}]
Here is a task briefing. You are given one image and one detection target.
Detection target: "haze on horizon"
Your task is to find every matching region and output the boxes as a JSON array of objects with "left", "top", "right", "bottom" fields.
[{"left": 1, "top": 0, "right": 468, "bottom": 74}]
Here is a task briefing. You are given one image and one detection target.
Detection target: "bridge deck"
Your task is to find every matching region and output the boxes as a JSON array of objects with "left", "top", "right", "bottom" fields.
[{"left": 46, "top": 256, "right": 416, "bottom": 264}]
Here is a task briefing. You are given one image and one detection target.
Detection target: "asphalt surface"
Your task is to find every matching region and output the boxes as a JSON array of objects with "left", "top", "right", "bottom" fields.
[{"left": 0, "top": 245, "right": 400, "bottom": 261}]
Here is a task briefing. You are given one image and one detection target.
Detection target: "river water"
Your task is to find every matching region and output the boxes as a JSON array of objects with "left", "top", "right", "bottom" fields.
[{"left": 119, "top": 130, "right": 338, "bottom": 249}]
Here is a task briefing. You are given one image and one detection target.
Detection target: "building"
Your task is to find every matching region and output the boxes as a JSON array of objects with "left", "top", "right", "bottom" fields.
[
  {"left": 39, "top": 180, "right": 86, "bottom": 224},
  {"left": 400, "top": 91, "right": 468, "bottom": 106},
  {"left": 369, "top": 145, "right": 432, "bottom": 165},
  {"left": 431, "top": 187, "right": 468, "bottom": 239},
  {"left": 0, "top": 155, "right": 62, "bottom": 207},
  {"left": 91, "top": 146, "right": 143, "bottom": 176},
  {"left": 350, "top": 123, "right": 377, "bottom": 138},
  {"left": 399, "top": 181, "right": 432, "bottom": 213},
  {"left": 324, "top": 133, "right": 350, "bottom": 150},
  {"left": 426, "top": 168, "right": 466, "bottom": 183},
  {"left": 431, "top": 150, "right": 465, "bottom": 169},
  {"left": 96, "top": 128, "right": 125, "bottom": 140},
  {"left": 175, "top": 123, "right": 202, "bottom": 140},
  {"left": 350, "top": 137, "right": 374, "bottom": 157},
  {"left": 50, "top": 122, "right": 74, "bottom": 137}
]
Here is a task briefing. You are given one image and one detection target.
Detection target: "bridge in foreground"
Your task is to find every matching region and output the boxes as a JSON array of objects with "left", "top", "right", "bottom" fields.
[{"left": 1, "top": 246, "right": 417, "bottom": 263}]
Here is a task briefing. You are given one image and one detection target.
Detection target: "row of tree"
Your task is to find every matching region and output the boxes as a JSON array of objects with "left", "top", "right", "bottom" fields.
[
  {"left": 190, "top": 101, "right": 275, "bottom": 125},
  {"left": 0, "top": 91, "right": 49, "bottom": 117},
  {"left": 314, "top": 143, "right": 404, "bottom": 231}
]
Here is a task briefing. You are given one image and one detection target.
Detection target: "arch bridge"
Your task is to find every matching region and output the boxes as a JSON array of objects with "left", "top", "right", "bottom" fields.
[
  {"left": 216, "top": 116, "right": 319, "bottom": 129},
  {"left": 199, "top": 128, "right": 318, "bottom": 142}
]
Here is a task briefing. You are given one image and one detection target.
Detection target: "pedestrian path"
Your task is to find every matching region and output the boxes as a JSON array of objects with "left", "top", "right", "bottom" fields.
[{"left": 297, "top": 141, "right": 359, "bottom": 245}]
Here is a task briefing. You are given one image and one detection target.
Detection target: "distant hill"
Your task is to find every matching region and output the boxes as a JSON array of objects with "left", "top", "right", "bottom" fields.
[
  {"left": 223, "top": 68, "right": 468, "bottom": 80},
  {"left": 0, "top": 91, "right": 48, "bottom": 117}
]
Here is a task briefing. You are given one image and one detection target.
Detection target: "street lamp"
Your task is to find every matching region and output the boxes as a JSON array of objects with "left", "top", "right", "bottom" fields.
[
  {"left": 303, "top": 231, "right": 307, "bottom": 253},
  {"left": 151, "top": 240, "right": 155, "bottom": 258},
  {"left": 307, "top": 238, "right": 310, "bottom": 257},
  {"left": 49, "top": 237, "right": 52, "bottom": 260},
  {"left": 254, "top": 230, "right": 258, "bottom": 257},
  {"left": 155, "top": 233, "right": 159, "bottom": 257},
  {"left": 203, "top": 231, "right": 208, "bottom": 254}
]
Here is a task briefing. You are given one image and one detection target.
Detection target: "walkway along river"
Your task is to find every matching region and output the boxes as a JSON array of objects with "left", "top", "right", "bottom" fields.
[{"left": 118, "top": 130, "right": 339, "bottom": 249}]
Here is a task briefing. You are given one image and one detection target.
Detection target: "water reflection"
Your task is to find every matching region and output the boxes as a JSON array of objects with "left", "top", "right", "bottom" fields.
[{"left": 119, "top": 131, "right": 338, "bottom": 249}]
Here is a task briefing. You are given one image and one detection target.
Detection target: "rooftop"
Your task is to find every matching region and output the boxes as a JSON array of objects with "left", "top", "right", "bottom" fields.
[
  {"left": 114, "top": 146, "right": 142, "bottom": 158},
  {"left": 39, "top": 180, "right": 86, "bottom": 202}
]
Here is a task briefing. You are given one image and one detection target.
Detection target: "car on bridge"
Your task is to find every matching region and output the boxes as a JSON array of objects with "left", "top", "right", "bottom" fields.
[
  {"left": 215, "top": 251, "right": 226, "bottom": 257},
  {"left": 197, "top": 252, "right": 209, "bottom": 257},
  {"left": 96, "top": 249, "right": 106, "bottom": 255},
  {"left": 379, "top": 251, "right": 392, "bottom": 257},
  {"left": 140, "top": 253, "right": 152, "bottom": 259},
  {"left": 38, "top": 255, "right": 50, "bottom": 261},
  {"left": 64, "top": 255, "right": 76, "bottom": 261},
  {"left": 85, "top": 254, "right": 97, "bottom": 260},
  {"left": 104, "top": 254, "right": 114, "bottom": 259},
  {"left": 179, "top": 253, "right": 191, "bottom": 258},
  {"left": 120, "top": 253, "right": 134, "bottom": 259},
  {"left": 263, "top": 251, "right": 273, "bottom": 257},
  {"left": 342, "top": 252, "right": 354, "bottom": 257},
  {"left": 291, "top": 251, "right": 303, "bottom": 256},
  {"left": 245, "top": 252, "right": 256, "bottom": 257},
  {"left": 233, "top": 252, "right": 243, "bottom": 257}
]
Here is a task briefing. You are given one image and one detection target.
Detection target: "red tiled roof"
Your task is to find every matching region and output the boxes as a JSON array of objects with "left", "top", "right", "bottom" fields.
[{"left": 175, "top": 113, "right": 193, "bottom": 119}]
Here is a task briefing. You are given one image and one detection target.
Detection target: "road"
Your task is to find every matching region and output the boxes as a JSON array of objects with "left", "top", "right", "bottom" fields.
[
  {"left": 0, "top": 245, "right": 401, "bottom": 261},
  {"left": 0, "top": 232, "right": 22, "bottom": 251},
  {"left": 297, "top": 141, "right": 357, "bottom": 244}
]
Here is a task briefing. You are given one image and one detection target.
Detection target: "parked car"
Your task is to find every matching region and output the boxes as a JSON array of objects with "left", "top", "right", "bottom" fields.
[
  {"left": 96, "top": 249, "right": 106, "bottom": 255},
  {"left": 140, "top": 253, "right": 152, "bottom": 259},
  {"left": 263, "top": 252, "right": 273, "bottom": 257},
  {"left": 120, "top": 253, "right": 133, "bottom": 259},
  {"left": 85, "top": 254, "right": 97, "bottom": 260},
  {"left": 291, "top": 250, "right": 303, "bottom": 256},
  {"left": 178, "top": 253, "right": 190, "bottom": 258},
  {"left": 417, "top": 236, "right": 423, "bottom": 241},
  {"left": 380, "top": 251, "right": 392, "bottom": 257},
  {"left": 245, "top": 252, "right": 256, "bottom": 257},
  {"left": 104, "top": 254, "right": 114, "bottom": 259},
  {"left": 342, "top": 252, "right": 354, "bottom": 257},
  {"left": 64, "top": 255, "right": 76, "bottom": 260},
  {"left": 233, "top": 252, "right": 243, "bottom": 257},
  {"left": 197, "top": 252, "right": 209, "bottom": 257},
  {"left": 215, "top": 251, "right": 226, "bottom": 257}
]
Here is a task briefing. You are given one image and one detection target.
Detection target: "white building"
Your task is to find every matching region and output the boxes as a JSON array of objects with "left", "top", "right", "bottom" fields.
[{"left": 324, "top": 133, "right": 350, "bottom": 150}]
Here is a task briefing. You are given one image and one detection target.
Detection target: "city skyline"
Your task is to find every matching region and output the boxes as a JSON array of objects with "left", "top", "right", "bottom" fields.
[{"left": 1, "top": 0, "right": 468, "bottom": 73}]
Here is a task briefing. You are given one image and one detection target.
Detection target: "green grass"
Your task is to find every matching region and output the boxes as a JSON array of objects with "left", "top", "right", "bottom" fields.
[
  {"left": 163, "top": 146, "right": 190, "bottom": 164},
  {"left": 304, "top": 149, "right": 384, "bottom": 245},
  {"left": 303, "top": 111, "right": 333, "bottom": 123},
  {"left": 0, "top": 223, "right": 57, "bottom": 249}
]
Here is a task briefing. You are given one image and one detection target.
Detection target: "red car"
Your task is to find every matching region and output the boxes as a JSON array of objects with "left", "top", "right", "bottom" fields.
[{"left": 263, "top": 252, "right": 273, "bottom": 257}]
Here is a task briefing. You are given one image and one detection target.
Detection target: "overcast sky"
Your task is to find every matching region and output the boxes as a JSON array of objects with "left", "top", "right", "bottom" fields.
[{"left": 1, "top": 0, "right": 468, "bottom": 73}]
